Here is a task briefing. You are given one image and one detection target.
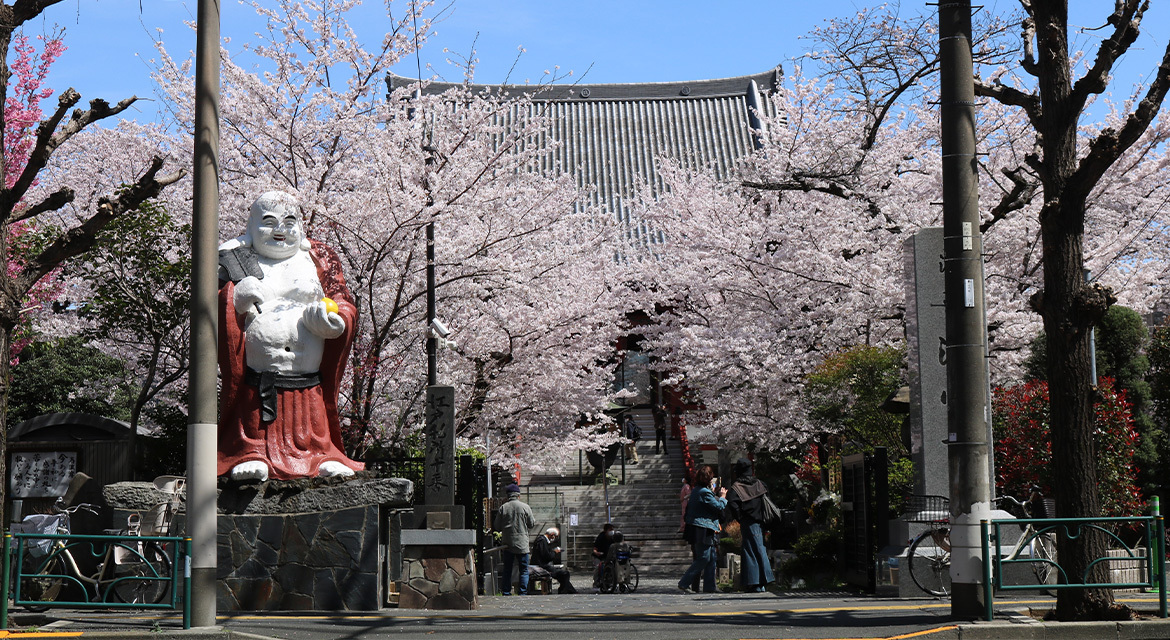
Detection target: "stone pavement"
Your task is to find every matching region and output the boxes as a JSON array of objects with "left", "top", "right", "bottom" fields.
[{"left": 8, "top": 577, "right": 1170, "bottom": 639}]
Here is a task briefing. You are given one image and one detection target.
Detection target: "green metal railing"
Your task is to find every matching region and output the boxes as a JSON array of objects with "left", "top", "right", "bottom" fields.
[
  {"left": 2, "top": 531, "right": 191, "bottom": 629},
  {"left": 981, "top": 515, "right": 1167, "bottom": 621}
]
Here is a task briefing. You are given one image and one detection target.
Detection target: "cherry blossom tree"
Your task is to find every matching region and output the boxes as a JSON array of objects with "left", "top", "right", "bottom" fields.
[
  {"left": 635, "top": 2, "right": 1170, "bottom": 619},
  {"left": 144, "top": 0, "right": 631, "bottom": 467},
  {"left": 0, "top": 1, "right": 185, "bottom": 511},
  {"left": 5, "top": 31, "right": 65, "bottom": 360},
  {"left": 632, "top": 5, "right": 1170, "bottom": 454}
]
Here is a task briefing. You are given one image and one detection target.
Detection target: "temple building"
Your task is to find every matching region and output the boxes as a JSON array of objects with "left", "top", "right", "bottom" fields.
[{"left": 386, "top": 67, "right": 782, "bottom": 429}]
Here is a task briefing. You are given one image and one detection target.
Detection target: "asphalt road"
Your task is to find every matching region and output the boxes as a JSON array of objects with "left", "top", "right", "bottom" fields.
[{"left": 19, "top": 578, "right": 1170, "bottom": 640}]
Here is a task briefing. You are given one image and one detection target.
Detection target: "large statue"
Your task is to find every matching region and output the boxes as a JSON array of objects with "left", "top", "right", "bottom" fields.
[{"left": 217, "top": 191, "right": 364, "bottom": 481}]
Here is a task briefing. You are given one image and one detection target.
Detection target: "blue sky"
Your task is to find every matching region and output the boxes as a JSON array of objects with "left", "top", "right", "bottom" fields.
[{"left": 27, "top": 0, "right": 1170, "bottom": 123}]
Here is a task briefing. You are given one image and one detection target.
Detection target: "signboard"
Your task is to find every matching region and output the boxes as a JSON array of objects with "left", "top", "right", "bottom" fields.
[
  {"left": 10, "top": 451, "right": 77, "bottom": 498},
  {"left": 569, "top": 512, "right": 579, "bottom": 527}
]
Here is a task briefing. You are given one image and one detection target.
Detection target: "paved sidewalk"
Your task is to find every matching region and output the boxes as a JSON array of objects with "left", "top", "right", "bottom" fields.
[{"left": 8, "top": 577, "right": 1170, "bottom": 639}]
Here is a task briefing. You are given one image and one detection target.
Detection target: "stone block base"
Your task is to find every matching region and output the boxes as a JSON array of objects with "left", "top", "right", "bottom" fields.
[
  {"left": 399, "top": 545, "right": 478, "bottom": 610},
  {"left": 217, "top": 504, "right": 380, "bottom": 610}
]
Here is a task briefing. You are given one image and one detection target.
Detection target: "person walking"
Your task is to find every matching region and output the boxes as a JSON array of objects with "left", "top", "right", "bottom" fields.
[
  {"left": 678, "top": 474, "right": 692, "bottom": 534},
  {"left": 494, "top": 483, "right": 536, "bottom": 595},
  {"left": 726, "top": 458, "right": 775, "bottom": 592},
  {"left": 623, "top": 415, "right": 641, "bottom": 464},
  {"left": 678, "top": 465, "right": 726, "bottom": 594},
  {"left": 653, "top": 404, "right": 668, "bottom": 454},
  {"left": 532, "top": 527, "right": 577, "bottom": 594}
]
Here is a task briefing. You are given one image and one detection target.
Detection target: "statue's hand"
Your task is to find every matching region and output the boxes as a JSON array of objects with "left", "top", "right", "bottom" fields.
[
  {"left": 303, "top": 301, "right": 345, "bottom": 339},
  {"left": 234, "top": 276, "right": 274, "bottom": 317}
]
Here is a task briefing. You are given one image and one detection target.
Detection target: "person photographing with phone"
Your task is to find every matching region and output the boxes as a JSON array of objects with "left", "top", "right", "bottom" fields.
[{"left": 678, "top": 465, "right": 726, "bottom": 594}]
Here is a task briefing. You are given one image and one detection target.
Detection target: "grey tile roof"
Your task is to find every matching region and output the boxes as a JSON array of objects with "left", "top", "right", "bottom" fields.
[{"left": 387, "top": 67, "right": 781, "bottom": 247}]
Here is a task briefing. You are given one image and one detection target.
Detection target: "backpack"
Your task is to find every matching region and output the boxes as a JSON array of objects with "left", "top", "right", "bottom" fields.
[{"left": 626, "top": 419, "right": 641, "bottom": 441}]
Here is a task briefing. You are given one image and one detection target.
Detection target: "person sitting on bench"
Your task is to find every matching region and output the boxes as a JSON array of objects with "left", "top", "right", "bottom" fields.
[{"left": 532, "top": 527, "right": 577, "bottom": 594}]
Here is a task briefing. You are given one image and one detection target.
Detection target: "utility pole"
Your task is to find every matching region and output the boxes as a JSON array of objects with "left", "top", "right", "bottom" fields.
[
  {"left": 189, "top": 0, "right": 221, "bottom": 628},
  {"left": 938, "top": 0, "right": 992, "bottom": 619}
]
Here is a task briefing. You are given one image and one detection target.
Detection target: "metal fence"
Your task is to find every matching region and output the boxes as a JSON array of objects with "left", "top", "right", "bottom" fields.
[
  {"left": 980, "top": 515, "right": 1167, "bottom": 621},
  {"left": 2, "top": 531, "right": 191, "bottom": 628}
]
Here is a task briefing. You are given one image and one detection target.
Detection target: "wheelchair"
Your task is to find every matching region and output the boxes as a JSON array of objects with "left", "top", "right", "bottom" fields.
[{"left": 598, "top": 533, "right": 639, "bottom": 594}]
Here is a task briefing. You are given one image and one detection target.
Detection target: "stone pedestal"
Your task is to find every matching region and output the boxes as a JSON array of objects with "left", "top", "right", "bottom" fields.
[
  {"left": 398, "top": 529, "right": 478, "bottom": 610},
  {"left": 104, "top": 474, "right": 413, "bottom": 611}
]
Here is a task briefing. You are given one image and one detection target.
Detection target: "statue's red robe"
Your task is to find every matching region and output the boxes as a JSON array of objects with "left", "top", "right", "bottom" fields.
[{"left": 217, "top": 239, "right": 365, "bottom": 479}]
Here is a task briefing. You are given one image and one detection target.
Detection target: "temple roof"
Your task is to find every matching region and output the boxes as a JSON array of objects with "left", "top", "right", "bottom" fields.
[{"left": 386, "top": 67, "right": 783, "bottom": 247}]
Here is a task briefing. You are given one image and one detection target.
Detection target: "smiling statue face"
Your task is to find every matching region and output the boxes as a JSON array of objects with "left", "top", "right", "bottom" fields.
[{"left": 248, "top": 192, "right": 304, "bottom": 260}]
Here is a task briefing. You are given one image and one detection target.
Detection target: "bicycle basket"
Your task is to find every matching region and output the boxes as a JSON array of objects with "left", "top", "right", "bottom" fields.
[
  {"left": 12, "top": 514, "right": 65, "bottom": 557},
  {"left": 901, "top": 495, "right": 950, "bottom": 523}
]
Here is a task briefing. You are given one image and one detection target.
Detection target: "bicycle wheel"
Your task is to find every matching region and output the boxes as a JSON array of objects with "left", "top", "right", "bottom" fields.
[
  {"left": 19, "top": 553, "right": 65, "bottom": 610},
  {"left": 599, "top": 564, "right": 617, "bottom": 594},
  {"left": 908, "top": 528, "right": 951, "bottom": 597},
  {"left": 109, "top": 542, "right": 172, "bottom": 604},
  {"left": 620, "top": 564, "right": 638, "bottom": 593},
  {"left": 1029, "top": 531, "right": 1056, "bottom": 585}
]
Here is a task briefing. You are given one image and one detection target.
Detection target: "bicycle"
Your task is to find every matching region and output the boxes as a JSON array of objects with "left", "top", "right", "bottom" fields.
[
  {"left": 995, "top": 489, "right": 1057, "bottom": 587},
  {"left": 904, "top": 490, "right": 1057, "bottom": 598},
  {"left": 904, "top": 495, "right": 952, "bottom": 597},
  {"left": 11, "top": 489, "right": 177, "bottom": 607}
]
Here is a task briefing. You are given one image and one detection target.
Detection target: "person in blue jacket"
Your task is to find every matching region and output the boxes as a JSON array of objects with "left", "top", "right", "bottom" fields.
[{"left": 678, "top": 465, "right": 727, "bottom": 593}]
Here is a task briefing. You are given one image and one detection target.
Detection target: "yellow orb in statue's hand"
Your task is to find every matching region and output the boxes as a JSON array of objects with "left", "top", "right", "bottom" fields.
[{"left": 322, "top": 297, "right": 339, "bottom": 314}]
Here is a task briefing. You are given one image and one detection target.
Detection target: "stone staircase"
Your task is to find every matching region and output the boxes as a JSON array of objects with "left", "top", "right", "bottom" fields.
[{"left": 523, "top": 409, "right": 692, "bottom": 577}]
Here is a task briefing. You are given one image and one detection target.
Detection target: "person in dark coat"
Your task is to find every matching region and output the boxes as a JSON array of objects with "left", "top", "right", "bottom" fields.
[
  {"left": 726, "top": 458, "right": 775, "bottom": 592},
  {"left": 532, "top": 527, "right": 577, "bottom": 594}
]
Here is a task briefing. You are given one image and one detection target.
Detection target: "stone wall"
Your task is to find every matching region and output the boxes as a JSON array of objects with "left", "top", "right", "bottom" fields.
[
  {"left": 399, "top": 545, "right": 477, "bottom": 610},
  {"left": 104, "top": 475, "right": 414, "bottom": 612},
  {"left": 217, "top": 505, "right": 380, "bottom": 610}
]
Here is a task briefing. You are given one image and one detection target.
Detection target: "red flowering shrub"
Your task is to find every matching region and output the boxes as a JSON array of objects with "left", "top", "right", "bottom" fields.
[{"left": 993, "top": 377, "right": 1141, "bottom": 516}]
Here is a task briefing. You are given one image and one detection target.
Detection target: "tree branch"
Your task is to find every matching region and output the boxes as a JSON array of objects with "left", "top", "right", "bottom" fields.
[
  {"left": 974, "top": 78, "right": 1042, "bottom": 127},
  {"left": 1070, "top": 38, "right": 1170, "bottom": 200},
  {"left": 0, "top": 90, "right": 137, "bottom": 220},
  {"left": 1019, "top": 2, "right": 1039, "bottom": 77},
  {"left": 10, "top": 187, "right": 74, "bottom": 223},
  {"left": 1070, "top": 0, "right": 1147, "bottom": 114},
  {"left": 16, "top": 157, "right": 185, "bottom": 293},
  {"left": 981, "top": 166, "right": 1038, "bottom": 233}
]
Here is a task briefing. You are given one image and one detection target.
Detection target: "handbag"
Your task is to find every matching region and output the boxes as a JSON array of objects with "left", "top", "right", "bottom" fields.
[{"left": 760, "top": 493, "right": 783, "bottom": 527}]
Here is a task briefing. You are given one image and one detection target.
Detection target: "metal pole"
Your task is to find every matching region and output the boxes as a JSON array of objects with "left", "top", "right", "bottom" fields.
[
  {"left": 190, "top": 0, "right": 221, "bottom": 627},
  {"left": 426, "top": 216, "right": 437, "bottom": 386},
  {"left": 1085, "top": 269, "right": 1098, "bottom": 384},
  {"left": 939, "top": 0, "right": 992, "bottom": 619},
  {"left": 2, "top": 533, "right": 10, "bottom": 629}
]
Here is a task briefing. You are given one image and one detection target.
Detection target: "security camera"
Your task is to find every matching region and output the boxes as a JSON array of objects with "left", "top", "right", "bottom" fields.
[{"left": 430, "top": 318, "right": 450, "bottom": 338}]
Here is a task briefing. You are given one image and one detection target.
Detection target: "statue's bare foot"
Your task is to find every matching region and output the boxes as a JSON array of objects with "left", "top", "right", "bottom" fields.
[
  {"left": 230, "top": 461, "right": 269, "bottom": 482},
  {"left": 318, "top": 461, "right": 355, "bottom": 478}
]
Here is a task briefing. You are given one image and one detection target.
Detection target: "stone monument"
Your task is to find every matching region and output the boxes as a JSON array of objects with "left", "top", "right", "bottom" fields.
[{"left": 394, "top": 385, "right": 478, "bottom": 610}]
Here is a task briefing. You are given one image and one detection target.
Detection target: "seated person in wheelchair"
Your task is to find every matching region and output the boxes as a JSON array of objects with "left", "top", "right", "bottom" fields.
[
  {"left": 591, "top": 523, "right": 616, "bottom": 587},
  {"left": 597, "top": 531, "right": 637, "bottom": 592},
  {"left": 532, "top": 527, "right": 577, "bottom": 594}
]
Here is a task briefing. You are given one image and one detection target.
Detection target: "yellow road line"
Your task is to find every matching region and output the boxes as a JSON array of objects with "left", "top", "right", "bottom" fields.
[
  {"left": 0, "top": 633, "right": 83, "bottom": 638},
  {"left": 739, "top": 625, "right": 960, "bottom": 640}
]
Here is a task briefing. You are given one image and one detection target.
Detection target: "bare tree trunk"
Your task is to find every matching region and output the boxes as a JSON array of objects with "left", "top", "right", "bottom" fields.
[
  {"left": 1031, "top": 0, "right": 1114, "bottom": 617},
  {"left": 1040, "top": 201, "right": 1112, "bottom": 616}
]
